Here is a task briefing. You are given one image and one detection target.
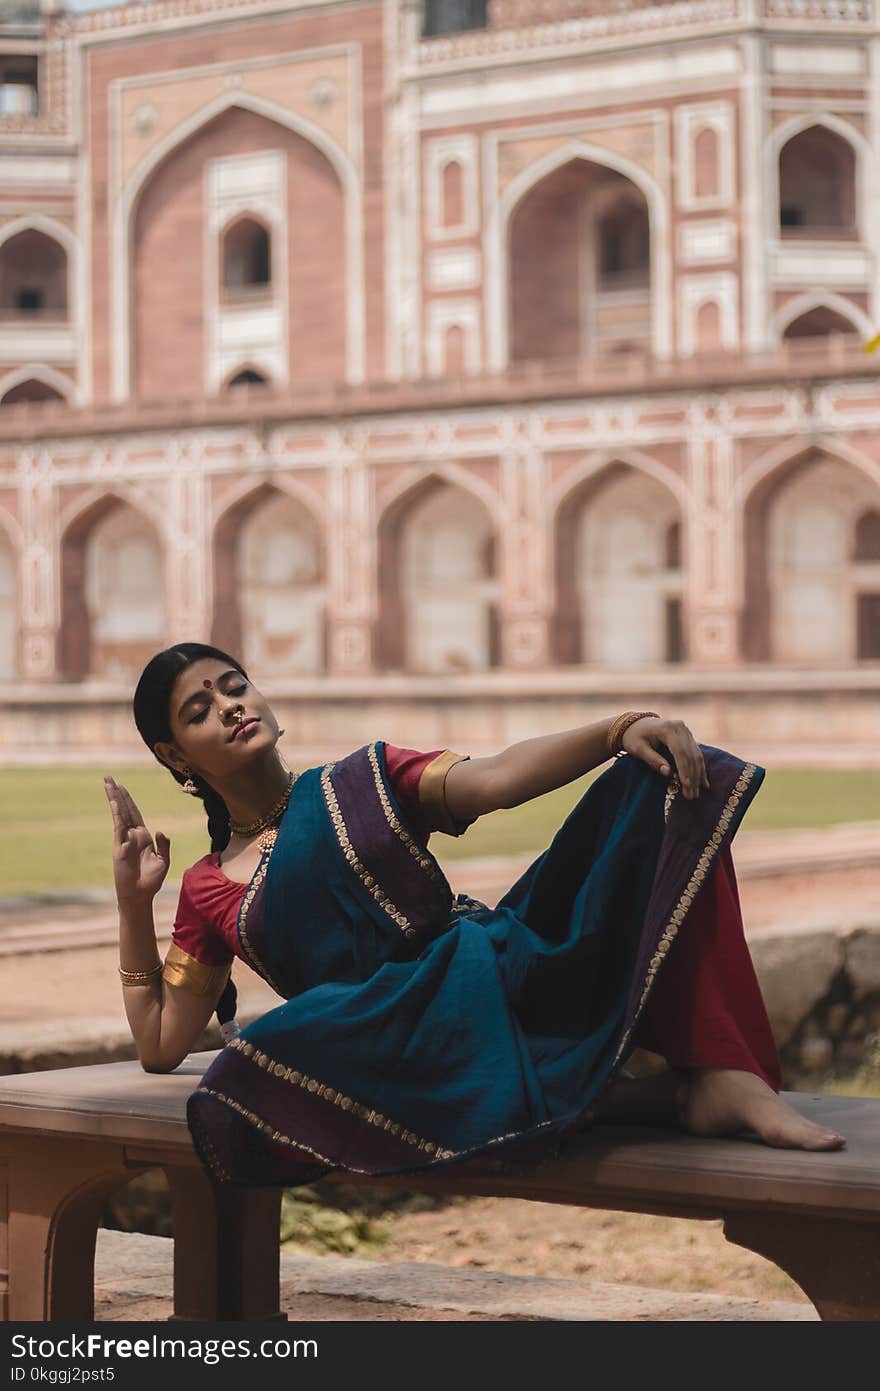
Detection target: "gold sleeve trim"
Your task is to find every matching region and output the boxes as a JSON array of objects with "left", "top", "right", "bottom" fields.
[
  {"left": 162, "top": 942, "right": 232, "bottom": 999},
  {"left": 418, "top": 750, "right": 472, "bottom": 837}
]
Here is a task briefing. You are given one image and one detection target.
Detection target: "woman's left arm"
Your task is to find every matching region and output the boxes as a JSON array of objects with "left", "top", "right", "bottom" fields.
[{"left": 443, "top": 714, "right": 710, "bottom": 822}]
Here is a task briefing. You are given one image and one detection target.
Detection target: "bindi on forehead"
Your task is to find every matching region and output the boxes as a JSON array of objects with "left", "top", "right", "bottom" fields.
[{"left": 202, "top": 679, "right": 213, "bottom": 688}]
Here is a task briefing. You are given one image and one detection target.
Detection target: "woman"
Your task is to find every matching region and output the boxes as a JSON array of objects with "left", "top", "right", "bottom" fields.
[{"left": 106, "top": 642, "right": 844, "bottom": 1190}]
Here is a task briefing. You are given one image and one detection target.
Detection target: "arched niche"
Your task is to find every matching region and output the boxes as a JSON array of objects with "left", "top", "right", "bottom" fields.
[
  {"left": 441, "top": 160, "right": 464, "bottom": 228},
  {"left": 376, "top": 477, "right": 499, "bottom": 673},
  {"left": 0, "top": 522, "right": 17, "bottom": 680},
  {"left": 224, "top": 366, "right": 271, "bottom": 389},
  {"left": 0, "top": 228, "right": 68, "bottom": 320},
  {"left": 59, "top": 496, "right": 165, "bottom": 680},
  {"left": 0, "top": 378, "right": 66, "bottom": 406},
  {"left": 743, "top": 450, "right": 880, "bottom": 663},
  {"left": 783, "top": 305, "right": 860, "bottom": 341},
  {"left": 508, "top": 159, "right": 652, "bottom": 363},
  {"left": 212, "top": 484, "right": 325, "bottom": 677},
  {"left": 221, "top": 215, "right": 271, "bottom": 302},
  {"left": 553, "top": 462, "right": 684, "bottom": 667},
  {"left": 132, "top": 105, "right": 346, "bottom": 400},
  {"left": 778, "top": 125, "right": 857, "bottom": 239}
]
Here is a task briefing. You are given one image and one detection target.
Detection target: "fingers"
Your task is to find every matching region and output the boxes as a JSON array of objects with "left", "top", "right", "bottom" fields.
[
  {"left": 103, "top": 776, "right": 127, "bottom": 845},
  {"left": 664, "top": 725, "right": 709, "bottom": 799},
  {"left": 155, "top": 831, "right": 171, "bottom": 866},
  {"left": 117, "top": 781, "right": 146, "bottom": 830}
]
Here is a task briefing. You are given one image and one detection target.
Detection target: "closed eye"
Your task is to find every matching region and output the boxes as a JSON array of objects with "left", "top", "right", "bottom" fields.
[{"left": 188, "top": 681, "right": 248, "bottom": 725}]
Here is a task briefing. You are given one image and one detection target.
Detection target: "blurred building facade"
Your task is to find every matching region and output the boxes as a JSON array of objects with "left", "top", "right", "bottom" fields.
[{"left": 0, "top": 0, "right": 878, "bottom": 758}]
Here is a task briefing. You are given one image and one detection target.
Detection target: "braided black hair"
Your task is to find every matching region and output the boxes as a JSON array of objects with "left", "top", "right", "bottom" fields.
[{"left": 132, "top": 642, "right": 242, "bottom": 1031}]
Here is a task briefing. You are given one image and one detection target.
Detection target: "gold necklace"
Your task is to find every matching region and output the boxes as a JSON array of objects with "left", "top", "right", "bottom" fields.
[{"left": 229, "top": 771, "right": 297, "bottom": 850}]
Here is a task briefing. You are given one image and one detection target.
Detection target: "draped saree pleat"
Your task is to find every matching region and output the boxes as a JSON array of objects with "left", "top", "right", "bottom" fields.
[{"left": 186, "top": 740, "right": 764, "bottom": 1187}]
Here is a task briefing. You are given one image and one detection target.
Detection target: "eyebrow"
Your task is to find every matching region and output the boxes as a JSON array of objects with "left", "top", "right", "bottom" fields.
[{"left": 177, "top": 669, "right": 243, "bottom": 720}]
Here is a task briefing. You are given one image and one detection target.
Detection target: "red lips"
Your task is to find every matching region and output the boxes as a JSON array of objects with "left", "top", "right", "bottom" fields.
[{"left": 229, "top": 717, "right": 259, "bottom": 741}]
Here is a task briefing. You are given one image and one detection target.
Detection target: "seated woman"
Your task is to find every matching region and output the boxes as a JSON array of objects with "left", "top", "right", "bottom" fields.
[{"left": 105, "top": 642, "right": 843, "bottom": 1191}]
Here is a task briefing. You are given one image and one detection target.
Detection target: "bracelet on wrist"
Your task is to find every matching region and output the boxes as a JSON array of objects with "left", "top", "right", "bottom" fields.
[{"left": 606, "top": 711, "right": 660, "bottom": 759}]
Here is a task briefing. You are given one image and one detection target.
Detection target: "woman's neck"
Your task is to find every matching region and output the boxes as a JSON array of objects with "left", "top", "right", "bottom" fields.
[{"left": 211, "top": 755, "right": 292, "bottom": 829}]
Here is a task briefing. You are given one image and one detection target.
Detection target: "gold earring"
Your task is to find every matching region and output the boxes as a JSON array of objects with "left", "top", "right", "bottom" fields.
[{"left": 181, "top": 768, "right": 198, "bottom": 794}]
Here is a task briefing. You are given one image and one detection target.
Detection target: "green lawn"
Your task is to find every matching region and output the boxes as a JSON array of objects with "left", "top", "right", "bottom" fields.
[{"left": 0, "top": 764, "right": 878, "bottom": 896}]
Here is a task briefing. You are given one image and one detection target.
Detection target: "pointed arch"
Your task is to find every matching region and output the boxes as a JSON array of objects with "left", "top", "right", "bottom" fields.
[
  {"left": 740, "top": 443, "right": 880, "bottom": 663},
  {"left": 769, "top": 112, "right": 867, "bottom": 241},
  {"left": 773, "top": 292, "right": 871, "bottom": 342},
  {"left": 375, "top": 471, "right": 500, "bottom": 672},
  {"left": 551, "top": 456, "right": 685, "bottom": 666},
  {"left": 0, "top": 365, "right": 75, "bottom": 406},
  {"left": 487, "top": 138, "right": 670, "bottom": 369},
  {"left": 113, "top": 91, "right": 363, "bottom": 401},
  {"left": 58, "top": 492, "right": 165, "bottom": 680},
  {"left": 211, "top": 478, "right": 326, "bottom": 675}
]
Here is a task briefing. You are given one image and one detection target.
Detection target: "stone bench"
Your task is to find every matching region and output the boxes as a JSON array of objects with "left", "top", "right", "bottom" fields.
[{"left": 1, "top": 1052, "right": 878, "bottom": 1322}]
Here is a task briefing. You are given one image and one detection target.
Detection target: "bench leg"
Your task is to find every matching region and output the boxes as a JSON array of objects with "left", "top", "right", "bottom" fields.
[
  {"left": 724, "top": 1213, "right": 880, "bottom": 1321},
  {"left": 0, "top": 1139, "right": 134, "bottom": 1321},
  {"left": 164, "top": 1168, "right": 287, "bottom": 1321}
]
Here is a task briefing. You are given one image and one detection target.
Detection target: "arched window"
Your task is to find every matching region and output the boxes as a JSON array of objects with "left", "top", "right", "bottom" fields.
[
  {"left": 597, "top": 201, "right": 650, "bottom": 289},
  {"left": 854, "top": 510, "right": 880, "bottom": 563},
  {"left": 778, "top": 126, "right": 857, "bottom": 238},
  {"left": 226, "top": 367, "right": 270, "bottom": 389},
  {"left": 783, "top": 305, "right": 859, "bottom": 341},
  {"left": 221, "top": 217, "right": 271, "bottom": 299},
  {"left": 0, "top": 229, "right": 68, "bottom": 319},
  {"left": 0, "top": 378, "right": 66, "bottom": 406}
]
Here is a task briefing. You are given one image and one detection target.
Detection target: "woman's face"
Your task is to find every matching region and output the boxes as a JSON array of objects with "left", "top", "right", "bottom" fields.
[{"left": 156, "top": 657, "right": 281, "bottom": 781}]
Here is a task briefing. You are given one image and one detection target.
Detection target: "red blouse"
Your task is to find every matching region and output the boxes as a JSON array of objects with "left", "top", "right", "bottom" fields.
[{"left": 168, "top": 745, "right": 472, "bottom": 976}]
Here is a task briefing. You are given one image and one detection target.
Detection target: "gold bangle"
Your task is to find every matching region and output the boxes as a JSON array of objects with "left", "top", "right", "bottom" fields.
[
  {"left": 119, "top": 961, "right": 163, "bottom": 985},
  {"left": 607, "top": 711, "right": 660, "bottom": 758}
]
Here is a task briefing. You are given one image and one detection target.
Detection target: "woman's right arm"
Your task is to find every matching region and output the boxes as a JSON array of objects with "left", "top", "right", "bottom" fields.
[{"left": 105, "top": 776, "right": 224, "bottom": 1072}]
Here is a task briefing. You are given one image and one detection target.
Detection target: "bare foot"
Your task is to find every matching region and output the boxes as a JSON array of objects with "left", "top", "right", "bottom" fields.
[
  {"left": 594, "top": 1068, "right": 688, "bottom": 1127},
  {"left": 683, "top": 1069, "right": 845, "bottom": 1151}
]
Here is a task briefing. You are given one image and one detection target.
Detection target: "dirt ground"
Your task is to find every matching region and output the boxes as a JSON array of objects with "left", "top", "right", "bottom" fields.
[{"left": 368, "top": 1197, "right": 806, "bottom": 1304}]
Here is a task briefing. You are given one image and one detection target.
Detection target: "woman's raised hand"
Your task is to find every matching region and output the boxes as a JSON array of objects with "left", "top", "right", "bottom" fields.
[
  {"left": 620, "top": 717, "right": 710, "bottom": 800},
  {"left": 103, "top": 775, "right": 171, "bottom": 904}
]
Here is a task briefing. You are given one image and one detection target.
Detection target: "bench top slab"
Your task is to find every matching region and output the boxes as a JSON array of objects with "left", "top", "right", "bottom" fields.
[{"left": 0, "top": 1052, "right": 878, "bottom": 1220}]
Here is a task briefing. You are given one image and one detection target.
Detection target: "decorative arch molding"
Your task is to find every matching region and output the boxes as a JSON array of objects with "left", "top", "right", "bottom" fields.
[
  {"left": 772, "top": 291, "right": 871, "bottom": 341},
  {"left": 375, "top": 461, "right": 506, "bottom": 533},
  {"left": 548, "top": 448, "right": 688, "bottom": 520},
  {"left": 57, "top": 484, "right": 168, "bottom": 547},
  {"left": 0, "top": 213, "right": 78, "bottom": 260},
  {"left": 113, "top": 90, "right": 364, "bottom": 401},
  {"left": 210, "top": 474, "right": 328, "bottom": 532},
  {"left": 767, "top": 111, "right": 870, "bottom": 244},
  {"left": 0, "top": 364, "right": 77, "bottom": 405},
  {"left": 487, "top": 138, "right": 671, "bottom": 370},
  {"left": 736, "top": 436, "right": 880, "bottom": 513}
]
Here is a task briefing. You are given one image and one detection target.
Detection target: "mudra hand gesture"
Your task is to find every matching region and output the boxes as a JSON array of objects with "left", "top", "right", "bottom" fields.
[
  {"left": 103, "top": 775, "right": 171, "bottom": 904},
  {"left": 621, "top": 716, "right": 710, "bottom": 800}
]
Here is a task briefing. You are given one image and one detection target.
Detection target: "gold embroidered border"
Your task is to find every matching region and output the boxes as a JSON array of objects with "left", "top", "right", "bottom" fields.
[
  {"left": 162, "top": 943, "right": 232, "bottom": 999},
  {"left": 664, "top": 774, "right": 681, "bottom": 824},
  {"left": 612, "top": 761, "right": 759, "bottom": 1069},
  {"left": 368, "top": 742, "right": 447, "bottom": 883},
  {"left": 321, "top": 761, "right": 418, "bottom": 940},
  {"left": 237, "top": 850, "right": 286, "bottom": 997},
  {"left": 225, "top": 1037, "right": 454, "bottom": 1157}
]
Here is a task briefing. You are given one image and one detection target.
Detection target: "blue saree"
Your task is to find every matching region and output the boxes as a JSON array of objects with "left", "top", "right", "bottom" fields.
[{"left": 186, "top": 740, "right": 764, "bottom": 1187}]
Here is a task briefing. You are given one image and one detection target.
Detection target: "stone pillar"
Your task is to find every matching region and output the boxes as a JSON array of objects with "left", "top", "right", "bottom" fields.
[
  {"left": 326, "top": 441, "right": 375, "bottom": 675},
  {"left": 497, "top": 449, "right": 552, "bottom": 669},
  {"left": 165, "top": 443, "right": 212, "bottom": 643},
  {"left": 683, "top": 403, "right": 740, "bottom": 667},
  {"left": 18, "top": 449, "right": 59, "bottom": 681}
]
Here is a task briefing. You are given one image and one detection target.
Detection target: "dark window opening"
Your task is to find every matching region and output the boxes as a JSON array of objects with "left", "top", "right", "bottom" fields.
[
  {"left": 0, "top": 55, "right": 38, "bottom": 117},
  {"left": 665, "top": 596, "right": 685, "bottom": 663},
  {"left": 16, "top": 286, "right": 41, "bottom": 312},
  {"left": 227, "top": 368, "right": 269, "bottom": 389},
  {"left": 222, "top": 219, "right": 272, "bottom": 297},
  {"left": 854, "top": 510, "right": 880, "bottom": 563},
  {"left": 780, "top": 206, "right": 803, "bottom": 228},
  {"left": 422, "top": 0, "right": 488, "bottom": 38},
  {"left": 857, "top": 593, "right": 880, "bottom": 660}
]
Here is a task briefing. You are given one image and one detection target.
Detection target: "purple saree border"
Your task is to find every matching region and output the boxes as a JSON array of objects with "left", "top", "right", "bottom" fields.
[
  {"left": 615, "top": 745, "right": 763, "bottom": 1059},
  {"left": 322, "top": 742, "right": 453, "bottom": 942}
]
